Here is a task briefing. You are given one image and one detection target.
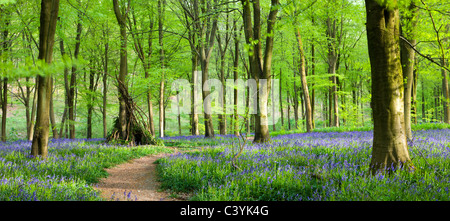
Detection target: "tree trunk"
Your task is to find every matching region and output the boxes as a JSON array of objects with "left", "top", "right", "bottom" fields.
[
  {"left": 218, "top": 56, "right": 227, "bottom": 135},
  {"left": 31, "top": 0, "right": 60, "bottom": 159},
  {"left": 49, "top": 78, "right": 58, "bottom": 139},
  {"left": 1, "top": 78, "right": 7, "bottom": 142},
  {"left": 202, "top": 59, "right": 215, "bottom": 138},
  {"left": 1, "top": 10, "right": 9, "bottom": 142},
  {"left": 412, "top": 68, "right": 418, "bottom": 124},
  {"left": 158, "top": 0, "right": 165, "bottom": 138},
  {"left": 293, "top": 70, "right": 299, "bottom": 129},
  {"left": 365, "top": 0, "right": 412, "bottom": 174},
  {"left": 327, "top": 17, "right": 340, "bottom": 127},
  {"left": 28, "top": 78, "right": 38, "bottom": 141},
  {"left": 442, "top": 59, "right": 450, "bottom": 123},
  {"left": 68, "top": 15, "right": 82, "bottom": 139},
  {"left": 103, "top": 31, "right": 109, "bottom": 138},
  {"left": 241, "top": 0, "right": 279, "bottom": 143},
  {"left": 401, "top": 37, "right": 415, "bottom": 139},
  {"left": 287, "top": 90, "right": 291, "bottom": 130},
  {"left": 87, "top": 62, "right": 95, "bottom": 139},
  {"left": 400, "top": 3, "right": 418, "bottom": 139},
  {"left": 113, "top": 0, "right": 131, "bottom": 140},
  {"left": 422, "top": 76, "right": 426, "bottom": 122},
  {"left": 311, "top": 17, "right": 316, "bottom": 129},
  {"left": 191, "top": 55, "right": 200, "bottom": 135},
  {"left": 233, "top": 21, "right": 240, "bottom": 136},
  {"left": 295, "top": 29, "right": 313, "bottom": 132}
]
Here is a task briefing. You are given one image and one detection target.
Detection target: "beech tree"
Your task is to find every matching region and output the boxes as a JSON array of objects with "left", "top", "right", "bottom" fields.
[
  {"left": 30, "top": 0, "right": 60, "bottom": 158},
  {"left": 365, "top": 0, "right": 413, "bottom": 174},
  {"left": 241, "top": 0, "right": 280, "bottom": 143}
]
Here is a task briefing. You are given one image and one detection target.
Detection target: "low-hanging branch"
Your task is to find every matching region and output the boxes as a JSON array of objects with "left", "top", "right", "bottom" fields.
[{"left": 400, "top": 35, "right": 450, "bottom": 73}]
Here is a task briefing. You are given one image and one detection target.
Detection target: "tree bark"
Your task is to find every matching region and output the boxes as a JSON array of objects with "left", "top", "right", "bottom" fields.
[
  {"left": 1, "top": 78, "right": 7, "bottom": 142},
  {"left": 326, "top": 17, "right": 340, "bottom": 127},
  {"left": 1, "top": 8, "right": 9, "bottom": 142},
  {"left": 87, "top": 61, "right": 95, "bottom": 139},
  {"left": 233, "top": 19, "right": 240, "bottom": 136},
  {"left": 400, "top": 3, "right": 418, "bottom": 140},
  {"left": 279, "top": 68, "right": 284, "bottom": 128},
  {"left": 365, "top": 0, "right": 412, "bottom": 174},
  {"left": 241, "top": 0, "right": 279, "bottom": 143},
  {"left": 31, "top": 0, "right": 60, "bottom": 159},
  {"left": 103, "top": 28, "right": 109, "bottom": 138},
  {"left": 442, "top": 59, "right": 449, "bottom": 123},
  {"left": 158, "top": 0, "right": 165, "bottom": 138},
  {"left": 191, "top": 55, "right": 200, "bottom": 135},
  {"left": 49, "top": 78, "right": 58, "bottom": 139},
  {"left": 295, "top": 29, "right": 313, "bottom": 132},
  {"left": 113, "top": 0, "right": 130, "bottom": 140}
]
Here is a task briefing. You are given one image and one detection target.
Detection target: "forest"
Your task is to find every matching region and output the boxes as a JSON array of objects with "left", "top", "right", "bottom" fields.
[{"left": 1, "top": 0, "right": 450, "bottom": 204}]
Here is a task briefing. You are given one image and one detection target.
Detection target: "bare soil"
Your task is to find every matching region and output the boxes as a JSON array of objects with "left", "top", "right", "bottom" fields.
[{"left": 94, "top": 148, "right": 189, "bottom": 201}]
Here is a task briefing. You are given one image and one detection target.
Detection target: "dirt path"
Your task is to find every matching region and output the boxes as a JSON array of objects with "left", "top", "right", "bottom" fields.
[{"left": 94, "top": 148, "right": 188, "bottom": 201}]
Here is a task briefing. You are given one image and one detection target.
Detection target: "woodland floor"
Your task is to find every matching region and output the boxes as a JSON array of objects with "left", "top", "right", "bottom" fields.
[
  {"left": 95, "top": 137, "right": 255, "bottom": 201},
  {"left": 94, "top": 147, "right": 190, "bottom": 201}
]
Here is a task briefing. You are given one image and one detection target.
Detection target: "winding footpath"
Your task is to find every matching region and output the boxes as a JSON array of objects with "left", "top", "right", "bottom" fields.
[{"left": 94, "top": 148, "right": 188, "bottom": 201}]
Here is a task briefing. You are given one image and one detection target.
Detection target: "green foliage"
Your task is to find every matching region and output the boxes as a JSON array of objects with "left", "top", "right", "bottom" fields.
[{"left": 0, "top": 140, "right": 171, "bottom": 201}]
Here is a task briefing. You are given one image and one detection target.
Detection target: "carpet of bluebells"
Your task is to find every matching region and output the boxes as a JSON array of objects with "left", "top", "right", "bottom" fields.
[
  {"left": 158, "top": 129, "right": 450, "bottom": 201},
  {"left": 0, "top": 139, "right": 170, "bottom": 201}
]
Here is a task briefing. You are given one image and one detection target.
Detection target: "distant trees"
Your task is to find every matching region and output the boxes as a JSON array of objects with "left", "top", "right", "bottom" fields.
[{"left": 0, "top": 0, "right": 449, "bottom": 152}]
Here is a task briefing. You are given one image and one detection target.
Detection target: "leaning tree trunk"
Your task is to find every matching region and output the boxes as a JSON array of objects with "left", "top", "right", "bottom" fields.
[
  {"left": 31, "top": 0, "right": 60, "bottom": 159},
  {"left": 365, "top": 0, "right": 413, "bottom": 174}
]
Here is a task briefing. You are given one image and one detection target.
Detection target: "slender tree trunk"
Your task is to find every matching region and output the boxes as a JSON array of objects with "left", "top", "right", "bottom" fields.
[
  {"left": 326, "top": 16, "right": 340, "bottom": 127},
  {"left": 31, "top": 0, "right": 60, "bottom": 158},
  {"left": 158, "top": 0, "right": 165, "bottom": 138},
  {"left": 177, "top": 93, "right": 181, "bottom": 136},
  {"left": 49, "top": 78, "right": 58, "bottom": 139},
  {"left": 219, "top": 56, "right": 227, "bottom": 135},
  {"left": 113, "top": 0, "right": 132, "bottom": 140},
  {"left": 412, "top": 68, "right": 418, "bottom": 124},
  {"left": 311, "top": 17, "right": 316, "bottom": 129},
  {"left": 233, "top": 25, "right": 240, "bottom": 136},
  {"left": 68, "top": 15, "right": 82, "bottom": 139},
  {"left": 29, "top": 78, "right": 38, "bottom": 141},
  {"left": 279, "top": 68, "right": 284, "bottom": 128},
  {"left": 202, "top": 59, "right": 215, "bottom": 138},
  {"left": 25, "top": 78, "right": 32, "bottom": 138},
  {"left": 365, "top": 0, "right": 412, "bottom": 174},
  {"left": 287, "top": 90, "right": 291, "bottom": 130},
  {"left": 1, "top": 78, "right": 7, "bottom": 142},
  {"left": 241, "top": 0, "right": 279, "bottom": 143},
  {"left": 400, "top": 3, "right": 418, "bottom": 139},
  {"left": 103, "top": 33, "right": 109, "bottom": 138},
  {"left": 442, "top": 59, "right": 450, "bottom": 123},
  {"left": 401, "top": 37, "right": 416, "bottom": 139},
  {"left": 422, "top": 76, "right": 426, "bottom": 122},
  {"left": 191, "top": 55, "right": 200, "bottom": 135},
  {"left": 293, "top": 70, "right": 299, "bottom": 129},
  {"left": 87, "top": 62, "right": 95, "bottom": 139},
  {"left": 295, "top": 29, "right": 313, "bottom": 132}
]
